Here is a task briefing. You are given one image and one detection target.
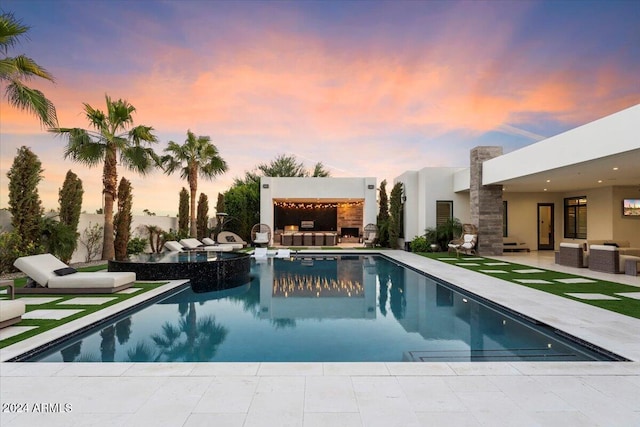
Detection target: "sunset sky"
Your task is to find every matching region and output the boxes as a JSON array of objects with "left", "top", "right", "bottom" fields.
[{"left": 1, "top": 0, "right": 638, "bottom": 216}]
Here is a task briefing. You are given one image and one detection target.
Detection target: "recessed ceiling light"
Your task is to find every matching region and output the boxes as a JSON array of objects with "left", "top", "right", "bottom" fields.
[
  {"left": 613, "top": 167, "right": 619, "bottom": 170},
  {"left": 598, "top": 180, "right": 603, "bottom": 183},
  {"left": 546, "top": 179, "right": 551, "bottom": 183},
  {"left": 544, "top": 188, "right": 548, "bottom": 191}
]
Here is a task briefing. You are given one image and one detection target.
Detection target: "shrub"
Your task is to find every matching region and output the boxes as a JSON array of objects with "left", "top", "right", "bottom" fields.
[
  {"left": 114, "top": 178, "right": 133, "bottom": 261},
  {"left": 0, "top": 230, "right": 38, "bottom": 274},
  {"left": 41, "top": 216, "right": 77, "bottom": 262},
  {"left": 410, "top": 236, "right": 429, "bottom": 252},
  {"left": 127, "top": 237, "right": 147, "bottom": 255},
  {"left": 80, "top": 222, "right": 103, "bottom": 262}
]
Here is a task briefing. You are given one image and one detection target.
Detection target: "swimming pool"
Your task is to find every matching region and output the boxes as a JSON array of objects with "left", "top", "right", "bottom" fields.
[{"left": 26, "top": 255, "right": 617, "bottom": 362}]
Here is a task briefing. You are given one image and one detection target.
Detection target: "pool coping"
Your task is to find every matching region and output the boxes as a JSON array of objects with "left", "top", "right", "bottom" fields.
[{"left": 1, "top": 250, "right": 639, "bottom": 363}]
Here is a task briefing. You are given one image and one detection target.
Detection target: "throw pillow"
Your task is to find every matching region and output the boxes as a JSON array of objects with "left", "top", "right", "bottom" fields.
[{"left": 54, "top": 267, "right": 77, "bottom": 276}]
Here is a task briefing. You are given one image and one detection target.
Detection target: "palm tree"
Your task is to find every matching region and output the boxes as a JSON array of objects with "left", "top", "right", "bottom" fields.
[
  {"left": 0, "top": 12, "right": 57, "bottom": 127},
  {"left": 162, "top": 130, "right": 227, "bottom": 237},
  {"left": 50, "top": 95, "right": 159, "bottom": 260}
]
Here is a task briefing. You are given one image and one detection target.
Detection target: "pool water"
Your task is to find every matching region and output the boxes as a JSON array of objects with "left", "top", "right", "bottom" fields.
[{"left": 29, "top": 255, "right": 615, "bottom": 362}]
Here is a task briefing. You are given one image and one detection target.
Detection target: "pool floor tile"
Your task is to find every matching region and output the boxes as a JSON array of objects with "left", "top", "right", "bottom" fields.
[{"left": 21, "top": 309, "right": 83, "bottom": 320}]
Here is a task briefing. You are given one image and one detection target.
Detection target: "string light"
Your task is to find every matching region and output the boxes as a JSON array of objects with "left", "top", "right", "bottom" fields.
[{"left": 273, "top": 201, "right": 364, "bottom": 209}]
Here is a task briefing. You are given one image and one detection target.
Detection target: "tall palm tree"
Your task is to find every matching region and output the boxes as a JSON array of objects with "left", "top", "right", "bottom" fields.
[
  {"left": 0, "top": 12, "right": 57, "bottom": 127},
  {"left": 162, "top": 130, "right": 227, "bottom": 237},
  {"left": 50, "top": 95, "right": 159, "bottom": 260}
]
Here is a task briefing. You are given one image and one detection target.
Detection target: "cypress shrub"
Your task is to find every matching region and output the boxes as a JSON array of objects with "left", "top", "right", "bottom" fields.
[{"left": 114, "top": 177, "right": 132, "bottom": 261}]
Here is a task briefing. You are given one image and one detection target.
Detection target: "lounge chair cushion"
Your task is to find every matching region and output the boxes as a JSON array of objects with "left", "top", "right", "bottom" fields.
[
  {"left": 164, "top": 241, "right": 184, "bottom": 252},
  {"left": 14, "top": 253, "right": 69, "bottom": 287},
  {"left": 254, "top": 232, "right": 269, "bottom": 242},
  {"left": 180, "top": 238, "right": 205, "bottom": 249},
  {"left": 48, "top": 272, "right": 135, "bottom": 289},
  {"left": 201, "top": 237, "right": 216, "bottom": 245}
]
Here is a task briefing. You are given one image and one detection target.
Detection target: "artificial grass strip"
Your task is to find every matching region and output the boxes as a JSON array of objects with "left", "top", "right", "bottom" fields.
[
  {"left": 418, "top": 252, "right": 640, "bottom": 319},
  {"left": 0, "top": 282, "right": 165, "bottom": 349}
]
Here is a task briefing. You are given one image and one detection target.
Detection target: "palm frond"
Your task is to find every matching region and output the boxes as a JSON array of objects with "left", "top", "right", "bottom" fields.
[
  {"left": 5, "top": 80, "right": 58, "bottom": 127},
  {"left": 11, "top": 55, "right": 55, "bottom": 81},
  {"left": 128, "top": 125, "right": 158, "bottom": 145},
  {"left": 0, "top": 12, "right": 29, "bottom": 54},
  {"left": 50, "top": 127, "right": 105, "bottom": 166},
  {"left": 83, "top": 102, "right": 107, "bottom": 131},
  {"left": 120, "top": 145, "right": 159, "bottom": 175}
]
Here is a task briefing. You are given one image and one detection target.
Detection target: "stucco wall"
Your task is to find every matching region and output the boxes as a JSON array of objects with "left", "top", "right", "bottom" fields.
[
  {"left": 396, "top": 167, "right": 470, "bottom": 242},
  {"left": 1, "top": 211, "right": 178, "bottom": 263}
]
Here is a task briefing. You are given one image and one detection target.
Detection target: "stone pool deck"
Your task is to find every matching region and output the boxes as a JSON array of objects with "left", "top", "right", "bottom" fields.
[{"left": 1, "top": 250, "right": 639, "bottom": 426}]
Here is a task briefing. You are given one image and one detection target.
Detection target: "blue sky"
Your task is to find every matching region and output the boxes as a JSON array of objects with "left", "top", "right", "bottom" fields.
[{"left": 1, "top": 0, "right": 638, "bottom": 215}]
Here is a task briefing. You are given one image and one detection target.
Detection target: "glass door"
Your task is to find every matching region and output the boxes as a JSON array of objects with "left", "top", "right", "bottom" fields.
[{"left": 537, "top": 203, "right": 554, "bottom": 250}]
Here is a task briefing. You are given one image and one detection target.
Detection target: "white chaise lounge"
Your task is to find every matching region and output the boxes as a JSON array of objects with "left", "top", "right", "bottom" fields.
[
  {"left": 179, "top": 238, "right": 234, "bottom": 252},
  {"left": 163, "top": 240, "right": 185, "bottom": 252},
  {"left": 13, "top": 254, "right": 136, "bottom": 294}
]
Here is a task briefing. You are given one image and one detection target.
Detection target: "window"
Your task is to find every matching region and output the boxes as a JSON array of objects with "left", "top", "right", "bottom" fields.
[
  {"left": 564, "top": 197, "right": 587, "bottom": 239},
  {"left": 503, "top": 200, "right": 508, "bottom": 237},
  {"left": 436, "top": 201, "right": 453, "bottom": 227}
]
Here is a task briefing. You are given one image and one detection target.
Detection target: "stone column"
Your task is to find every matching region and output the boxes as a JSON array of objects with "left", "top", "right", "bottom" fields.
[{"left": 470, "top": 146, "right": 503, "bottom": 256}]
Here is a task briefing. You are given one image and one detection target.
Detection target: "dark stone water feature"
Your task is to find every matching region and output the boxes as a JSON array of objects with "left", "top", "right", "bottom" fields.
[{"left": 108, "top": 251, "right": 251, "bottom": 293}]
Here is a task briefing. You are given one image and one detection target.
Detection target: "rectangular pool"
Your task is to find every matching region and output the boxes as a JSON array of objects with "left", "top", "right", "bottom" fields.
[{"left": 24, "top": 255, "right": 618, "bottom": 362}]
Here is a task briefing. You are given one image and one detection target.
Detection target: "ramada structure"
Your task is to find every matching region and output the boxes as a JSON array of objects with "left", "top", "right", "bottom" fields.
[{"left": 259, "top": 104, "right": 639, "bottom": 253}]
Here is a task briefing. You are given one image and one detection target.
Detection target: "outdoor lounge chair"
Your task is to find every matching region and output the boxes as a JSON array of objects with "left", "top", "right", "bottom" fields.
[
  {"left": 250, "top": 224, "right": 272, "bottom": 247},
  {"left": 163, "top": 241, "right": 185, "bottom": 252},
  {"left": 275, "top": 249, "right": 291, "bottom": 258},
  {"left": 217, "top": 231, "right": 248, "bottom": 248},
  {"left": 252, "top": 247, "right": 268, "bottom": 259},
  {"left": 179, "top": 238, "right": 234, "bottom": 251},
  {"left": 13, "top": 253, "right": 135, "bottom": 294},
  {"left": 447, "top": 224, "right": 477, "bottom": 256},
  {"left": 363, "top": 223, "right": 378, "bottom": 248}
]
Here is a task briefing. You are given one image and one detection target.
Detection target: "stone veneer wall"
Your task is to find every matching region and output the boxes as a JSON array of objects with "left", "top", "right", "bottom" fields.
[
  {"left": 337, "top": 203, "right": 364, "bottom": 236},
  {"left": 470, "top": 146, "right": 504, "bottom": 256}
]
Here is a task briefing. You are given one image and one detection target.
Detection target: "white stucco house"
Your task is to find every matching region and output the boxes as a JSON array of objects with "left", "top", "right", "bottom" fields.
[{"left": 395, "top": 104, "right": 640, "bottom": 253}]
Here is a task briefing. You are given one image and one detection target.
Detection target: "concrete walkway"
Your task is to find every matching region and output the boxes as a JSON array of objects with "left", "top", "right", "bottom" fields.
[{"left": 1, "top": 250, "right": 639, "bottom": 426}]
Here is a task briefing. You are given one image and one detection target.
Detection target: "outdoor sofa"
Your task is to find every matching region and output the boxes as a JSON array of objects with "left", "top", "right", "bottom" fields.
[{"left": 588, "top": 244, "right": 640, "bottom": 274}]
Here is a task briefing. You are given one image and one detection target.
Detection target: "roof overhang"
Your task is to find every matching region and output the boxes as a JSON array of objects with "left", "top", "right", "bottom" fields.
[{"left": 482, "top": 104, "right": 640, "bottom": 192}]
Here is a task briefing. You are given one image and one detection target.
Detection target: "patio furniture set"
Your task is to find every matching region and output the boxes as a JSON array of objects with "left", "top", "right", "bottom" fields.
[{"left": 555, "top": 240, "right": 640, "bottom": 276}]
